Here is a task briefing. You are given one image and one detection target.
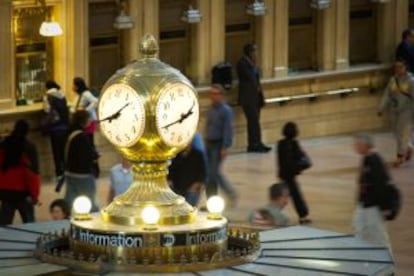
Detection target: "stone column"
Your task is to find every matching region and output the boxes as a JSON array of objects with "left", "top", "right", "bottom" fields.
[
  {"left": 123, "top": 0, "right": 144, "bottom": 63},
  {"left": 210, "top": 0, "right": 225, "bottom": 68},
  {"left": 316, "top": 5, "right": 336, "bottom": 71},
  {"left": 394, "top": 0, "right": 409, "bottom": 46},
  {"left": 334, "top": 0, "right": 349, "bottom": 69},
  {"left": 0, "top": 0, "right": 15, "bottom": 109},
  {"left": 190, "top": 0, "right": 211, "bottom": 85},
  {"left": 64, "top": 0, "right": 89, "bottom": 102},
  {"left": 255, "top": 0, "right": 275, "bottom": 78},
  {"left": 273, "top": 0, "right": 288, "bottom": 77},
  {"left": 123, "top": 0, "right": 158, "bottom": 62},
  {"left": 143, "top": 0, "right": 159, "bottom": 39},
  {"left": 376, "top": 1, "right": 395, "bottom": 63}
]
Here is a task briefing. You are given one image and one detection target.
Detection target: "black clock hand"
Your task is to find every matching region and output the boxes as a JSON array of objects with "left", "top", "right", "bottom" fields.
[
  {"left": 99, "top": 102, "right": 130, "bottom": 123},
  {"left": 162, "top": 101, "right": 195, "bottom": 129},
  {"left": 178, "top": 101, "right": 195, "bottom": 123}
]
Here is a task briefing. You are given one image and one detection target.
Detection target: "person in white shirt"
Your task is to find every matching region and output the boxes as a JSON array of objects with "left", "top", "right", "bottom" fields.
[
  {"left": 73, "top": 77, "right": 98, "bottom": 137},
  {"left": 108, "top": 158, "right": 133, "bottom": 203}
]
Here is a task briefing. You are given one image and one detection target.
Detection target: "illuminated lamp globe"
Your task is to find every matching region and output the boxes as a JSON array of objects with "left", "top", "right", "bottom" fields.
[
  {"left": 73, "top": 196, "right": 92, "bottom": 219},
  {"left": 141, "top": 206, "right": 160, "bottom": 229},
  {"left": 206, "top": 196, "right": 225, "bottom": 219},
  {"left": 39, "top": 21, "right": 63, "bottom": 37}
]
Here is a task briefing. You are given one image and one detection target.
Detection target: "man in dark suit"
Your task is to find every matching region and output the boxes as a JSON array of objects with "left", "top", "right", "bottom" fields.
[
  {"left": 237, "top": 43, "right": 270, "bottom": 153},
  {"left": 396, "top": 29, "right": 414, "bottom": 74}
]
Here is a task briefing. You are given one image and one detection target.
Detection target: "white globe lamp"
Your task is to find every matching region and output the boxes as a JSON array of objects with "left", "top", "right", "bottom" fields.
[{"left": 206, "top": 196, "right": 225, "bottom": 219}]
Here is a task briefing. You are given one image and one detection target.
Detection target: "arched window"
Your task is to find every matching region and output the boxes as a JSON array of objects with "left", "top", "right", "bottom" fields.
[
  {"left": 349, "top": 0, "right": 378, "bottom": 65},
  {"left": 288, "top": 0, "right": 317, "bottom": 73},
  {"left": 159, "top": 0, "right": 190, "bottom": 78},
  {"left": 89, "top": 1, "right": 121, "bottom": 90},
  {"left": 225, "top": 0, "right": 254, "bottom": 71},
  {"left": 409, "top": 0, "right": 414, "bottom": 28}
]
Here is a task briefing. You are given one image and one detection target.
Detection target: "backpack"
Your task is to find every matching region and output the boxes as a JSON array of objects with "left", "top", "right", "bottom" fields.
[
  {"left": 380, "top": 183, "right": 401, "bottom": 221},
  {"left": 211, "top": 61, "right": 233, "bottom": 90}
]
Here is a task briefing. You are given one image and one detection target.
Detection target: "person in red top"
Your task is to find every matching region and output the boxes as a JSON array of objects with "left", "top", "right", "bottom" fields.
[{"left": 0, "top": 120, "right": 40, "bottom": 225}]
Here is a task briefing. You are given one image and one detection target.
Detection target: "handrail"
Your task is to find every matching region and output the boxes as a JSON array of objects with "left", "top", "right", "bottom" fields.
[{"left": 265, "top": 87, "right": 360, "bottom": 104}]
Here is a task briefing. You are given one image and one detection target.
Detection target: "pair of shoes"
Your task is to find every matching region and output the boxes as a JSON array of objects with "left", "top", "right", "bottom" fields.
[
  {"left": 260, "top": 143, "right": 272, "bottom": 151},
  {"left": 299, "top": 218, "right": 312, "bottom": 224},
  {"left": 247, "top": 145, "right": 271, "bottom": 153}
]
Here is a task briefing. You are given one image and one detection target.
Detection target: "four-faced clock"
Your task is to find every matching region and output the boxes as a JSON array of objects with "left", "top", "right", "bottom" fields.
[
  {"left": 98, "top": 83, "right": 145, "bottom": 147},
  {"left": 155, "top": 83, "right": 199, "bottom": 148}
]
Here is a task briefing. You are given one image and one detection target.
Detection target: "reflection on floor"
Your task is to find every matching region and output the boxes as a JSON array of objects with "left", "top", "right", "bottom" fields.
[{"left": 16, "top": 132, "right": 413, "bottom": 275}]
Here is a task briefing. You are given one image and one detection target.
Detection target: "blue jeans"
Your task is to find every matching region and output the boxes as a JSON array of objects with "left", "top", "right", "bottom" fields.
[
  {"left": 186, "top": 191, "right": 200, "bottom": 207},
  {"left": 64, "top": 174, "right": 99, "bottom": 212},
  {"left": 206, "top": 141, "right": 237, "bottom": 199}
]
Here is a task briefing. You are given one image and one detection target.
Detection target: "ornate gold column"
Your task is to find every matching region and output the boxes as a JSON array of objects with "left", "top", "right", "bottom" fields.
[
  {"left": 316, "top": 5, "right": 336, "bottom": 71},
  {"left": 255, "top": 0, "right": 274, "bottom": 78},
  {"left": 64, "top": 0, "right": 89, "bottom": 101},
  {"left": 143, "top": 0, "right": 159, "bottom": 39},
  {"left": 376, "top": 1, "right": 395, "bottom": 63},
  {"left": 210, "top": 0, "right": 225, "bottom": 68},
  {"left": 273, "top": 0, "right": 288, "bottom": 77},
  {"left": 395, "top": 0, "right": 409, "bottom": 46},
  {"left": 0, "top": 0, "right": 15, "bottom": 109},
  {"left": 334, "top": 0, "right": 349, "bottom": 69},
  {"left": 190, "top": 0, "right": 211, "bottom": 85}
]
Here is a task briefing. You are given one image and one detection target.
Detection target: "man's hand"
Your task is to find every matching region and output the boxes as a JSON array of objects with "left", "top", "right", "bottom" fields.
[
  {"left": 188, "top": 182, "right": 202, "bottom": 193},
  {"left": 220, "top": 148, "right": 227, "bottom": 160},
  {"left": 252, "top": 211, "right": 274, "bottom": 226}
]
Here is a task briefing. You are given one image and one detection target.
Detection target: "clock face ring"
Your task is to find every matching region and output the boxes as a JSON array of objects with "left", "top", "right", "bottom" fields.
[
  {"left": 98, "top": 83, "right": 146, "bottom": 147},
  {"left": 155, "top": 82, "right": 199, "bottom": 148}
]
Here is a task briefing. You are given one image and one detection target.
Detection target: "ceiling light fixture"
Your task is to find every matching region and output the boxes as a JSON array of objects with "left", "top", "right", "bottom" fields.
[
  {"left": 181, "top": 5, "right": 202, "bottom": 24},
  {"left": 246, "top": 0, "right": 267, "bottom": 16},
  {"left": 310, "top": 0, "right": 332, "bottom": 9},
  {"left": 114, "top": 0, "right": 134, "bottom": 29},
  {"left": 38, "top": 0, "right": 62, "bottom": 37}
]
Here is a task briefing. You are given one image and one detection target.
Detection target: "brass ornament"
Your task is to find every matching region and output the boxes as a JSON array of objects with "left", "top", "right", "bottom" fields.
[{"left": 98, "top": 34, "right": 199, "bottom": 226}]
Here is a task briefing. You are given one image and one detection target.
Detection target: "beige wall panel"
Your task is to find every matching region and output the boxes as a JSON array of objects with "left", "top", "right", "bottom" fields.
[
  {"left": 288, "top": 26, "right": 315, "bottom": 70},
  {"left": 159, "top": 39, "right": 188, "bottom": 74},
  {"left": 0, "top": 0, "right": 14, "bottom": 109},
  {"left": 89, "top": 46, "right": 121, "bottom": 89},
  {"left": 273, "top": 0, "right": 289, "bottom": 77}
]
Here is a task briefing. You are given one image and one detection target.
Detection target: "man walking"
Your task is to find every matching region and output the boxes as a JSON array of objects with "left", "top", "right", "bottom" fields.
[
  {"left": 353, "top": 134, "right": 390, "bottom": 248},
  {"left": 396, "top": 29, "right": 414, "bottom": 74},
  {"left": 237, "top": 43, "right": 271, "bottom": 153},
  {"left": 205, "top": 84, "right": 238, "bottom": 205}
]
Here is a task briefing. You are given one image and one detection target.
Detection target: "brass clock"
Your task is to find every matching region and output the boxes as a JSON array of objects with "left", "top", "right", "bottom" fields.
[{"left": 98, "top": 34, "right": 199, "bottom": 226}]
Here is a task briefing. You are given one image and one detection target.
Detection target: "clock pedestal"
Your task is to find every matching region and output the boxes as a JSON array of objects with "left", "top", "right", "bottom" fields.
[
  {"left": 101, "top": 161, "right": 197, "bottom": 225},
  {"left": 33, "top": 34, "right": 260, "bottom": 273}
]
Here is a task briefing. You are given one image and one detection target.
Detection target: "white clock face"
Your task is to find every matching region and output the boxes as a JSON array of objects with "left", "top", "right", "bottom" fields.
[
  {"left": 155, "top": 83, "right": 199, "bottom": 148},
  {"left": 98, "top": 83, "right": 145, "bottom": 147}
]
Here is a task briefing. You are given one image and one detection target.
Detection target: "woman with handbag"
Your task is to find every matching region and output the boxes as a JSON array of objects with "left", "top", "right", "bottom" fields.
[
  {"left": 277, "top": 122, "right": 312, "bottom": 224},
  {"left": 64, "top": 110, "right": 99, "bottom": 212},
  {"left": 43, "top": 80, "right": 69, "bottom": 188},
  {"left": 0, "top": 120, "right": 40, "bottom": 225}
]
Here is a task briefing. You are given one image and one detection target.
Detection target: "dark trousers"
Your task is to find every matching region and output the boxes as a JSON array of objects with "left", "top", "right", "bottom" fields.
[
  {"left": 242, "top": 104, "right": 262, "bottom": 148},
  {"left": 50, "top": 129, "right": 68, "bottom": 177},
  {"left": 285, "top": 177, "right": 309, "bottom": 218},
  {"left": 0, "top": 200, "right": 34, "bottom": 225},
  {"left": 206, "top": 141, "right": 237, "bottom": 199}
]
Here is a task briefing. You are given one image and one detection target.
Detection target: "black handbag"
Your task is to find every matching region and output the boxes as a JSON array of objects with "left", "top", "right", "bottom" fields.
[{"left": 297, "top": 150, "right": 312, "bottom": 172}]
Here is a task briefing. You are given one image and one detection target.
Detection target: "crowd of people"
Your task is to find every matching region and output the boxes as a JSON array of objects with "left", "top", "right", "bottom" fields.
[{"left": 0, "top": 38, "right": 406, "bottom": 252}]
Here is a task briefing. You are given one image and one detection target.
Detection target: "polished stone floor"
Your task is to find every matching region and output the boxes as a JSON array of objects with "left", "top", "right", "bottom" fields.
[{"left": 15, "top": 132, "right": 413, "bottom": 275}]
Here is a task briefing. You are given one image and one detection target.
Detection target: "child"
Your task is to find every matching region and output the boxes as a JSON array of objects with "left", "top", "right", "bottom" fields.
[
  {"left": 248, "top": 183, "right": 290, "bottom": 227},
  {"left": 49, "top": 199, "right": 70, "bottom": 220}
]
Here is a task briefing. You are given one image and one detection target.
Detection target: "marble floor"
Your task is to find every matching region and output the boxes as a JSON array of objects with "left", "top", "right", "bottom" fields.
[{"left": 15, "top": 132, "right": 413, "bottom": 275}]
